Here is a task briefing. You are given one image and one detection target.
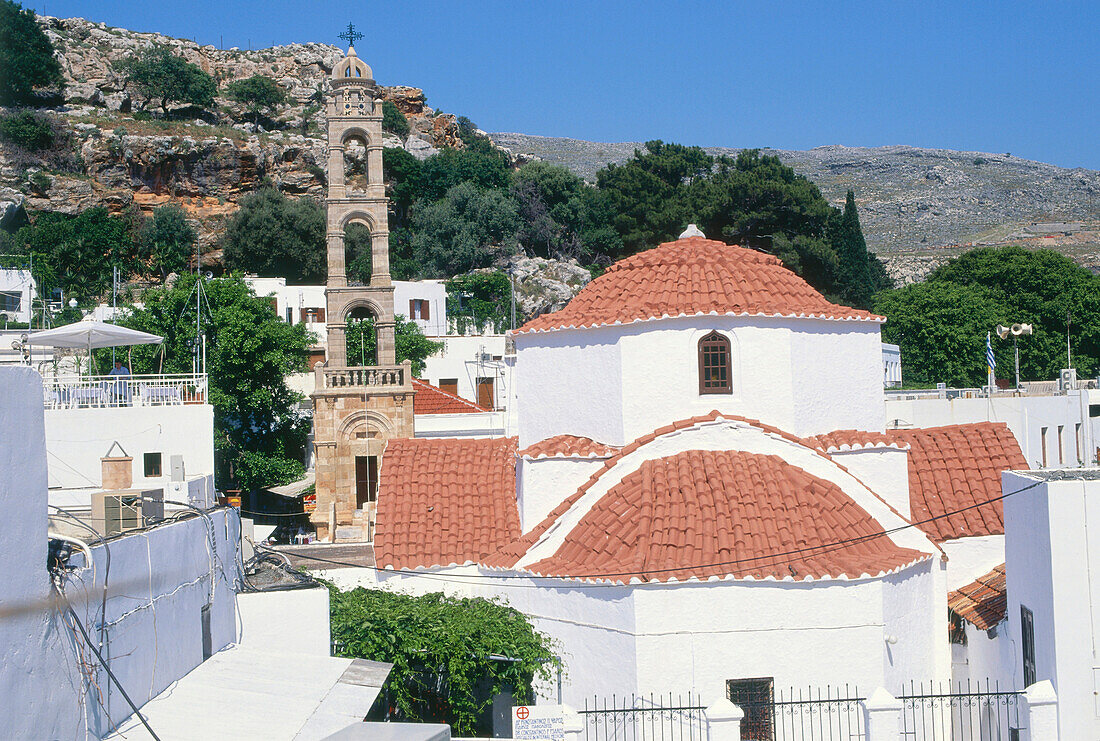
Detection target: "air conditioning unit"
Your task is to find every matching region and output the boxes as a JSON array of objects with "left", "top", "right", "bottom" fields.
[
  {"left": 91, "top": 488, "right": 164, "bottom": 536},
  {"left": 1060, "top": 368, "right": 1077, "bottom": 391}
]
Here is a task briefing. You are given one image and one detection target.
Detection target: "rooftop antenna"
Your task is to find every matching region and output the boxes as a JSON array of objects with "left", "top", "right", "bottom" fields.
[{"left": 338, "top": 22, "right": 363, "bottom": 48}]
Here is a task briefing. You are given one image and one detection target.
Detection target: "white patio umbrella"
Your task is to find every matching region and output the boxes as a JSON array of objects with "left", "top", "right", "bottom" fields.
[{"left": 25, "top": 318, "right": 163, "bottom": 350}]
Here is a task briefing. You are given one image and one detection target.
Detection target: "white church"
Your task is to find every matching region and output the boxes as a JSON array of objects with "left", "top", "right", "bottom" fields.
[{"left": 322, "top": 227, "right": 1031, "bottom": 705}]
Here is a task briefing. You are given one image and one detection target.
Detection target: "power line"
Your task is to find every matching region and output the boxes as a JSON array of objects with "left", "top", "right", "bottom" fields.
[{"left": 271, "top": 477, "right": 1047, "bottom": 589}]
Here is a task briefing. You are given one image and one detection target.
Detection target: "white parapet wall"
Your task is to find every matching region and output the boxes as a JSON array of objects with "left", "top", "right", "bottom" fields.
[{"left": 236, "top": 587, "right": 332, "bottom": 657}]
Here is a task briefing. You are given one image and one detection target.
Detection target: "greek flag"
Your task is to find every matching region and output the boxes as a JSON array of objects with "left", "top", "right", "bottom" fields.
[{"left": 986, "top": 333, "right": 996, "bottom": 374}]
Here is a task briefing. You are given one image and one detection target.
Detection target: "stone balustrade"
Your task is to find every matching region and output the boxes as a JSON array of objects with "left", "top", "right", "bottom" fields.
[{"left": 318, "top": 364, "right": 406, "bottom": 389}]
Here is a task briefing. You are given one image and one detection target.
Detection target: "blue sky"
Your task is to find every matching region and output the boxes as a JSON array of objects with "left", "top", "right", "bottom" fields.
[{"left": 31, "top": 1, "right": 1100, "bottom": 169}]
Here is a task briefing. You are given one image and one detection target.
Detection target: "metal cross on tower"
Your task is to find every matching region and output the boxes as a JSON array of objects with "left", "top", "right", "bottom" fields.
[{"left": 339, "top": 22, "right": 363, "bottom": 47}]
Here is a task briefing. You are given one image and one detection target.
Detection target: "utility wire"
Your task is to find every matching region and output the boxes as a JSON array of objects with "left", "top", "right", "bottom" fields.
[
  {"left": 272, "top": 477, "right": 1048, "bottom": 588},
  {"left": 60, "top": 596, "right": 162, "bottom": 741}
]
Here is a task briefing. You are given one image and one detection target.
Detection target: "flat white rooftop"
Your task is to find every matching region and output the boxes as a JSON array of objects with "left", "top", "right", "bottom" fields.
[{"left": 107, "top": 646, "right": 391, "bottom": 740}]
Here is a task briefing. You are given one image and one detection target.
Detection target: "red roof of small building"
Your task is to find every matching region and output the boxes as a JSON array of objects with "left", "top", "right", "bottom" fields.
[
  {"left": 521, "top": 449, "right": 926, "bottom": 583},
  {"left": 948, "top": 563, "right": 1007, "bottom": 631},
  {"left": 373, "top": 437, "right": 519, "bottom": 569},
  {"left": 412, "top": 378, "right": 489, "bottom": 415},
  {"left": 886, "top": 423, "right": 1027, "bottom": 542},
  {"left": 802, "top": 430, "right": 908, "bottom": 453},
  {"left": 518, "top": 435, "right": 620, "bottom": 460},
  {"left": 515, "top": 236, "right": 882, "bottom": 334}
]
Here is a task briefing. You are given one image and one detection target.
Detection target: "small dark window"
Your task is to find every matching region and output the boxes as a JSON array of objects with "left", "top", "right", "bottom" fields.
[
  {"left": 144, "top": 452, "right": 162, "bottom": 478},
  {"left": 355, "top": 455, "right": 378, "bottom": 507},
  {"left": 409, "top": 298, "right": 430, "bottom": 321},
  {"left": 698, "top": 331, "right": 732, "bottom": 394},
  {"left": 948, "top": 609, "right": 968, "bottom": 645},
  {"left": 1090, "top": 404, "right": 1100, "bottom": 418},
  {"left": 727, "top": 677, "right": 774, "bottom": 740},
  {"left": 1021, "top": 605, "right": 1036, "bottom": 687}
]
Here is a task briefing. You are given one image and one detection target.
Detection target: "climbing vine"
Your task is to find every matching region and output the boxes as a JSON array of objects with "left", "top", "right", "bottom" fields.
[{"left": 329, "top": 586, "right": 557, "bottom": 735}]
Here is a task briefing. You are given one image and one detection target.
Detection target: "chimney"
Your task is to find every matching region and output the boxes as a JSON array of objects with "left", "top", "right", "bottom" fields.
[{"left": 101, "top": 441, "right": 133, "bottom": 490}]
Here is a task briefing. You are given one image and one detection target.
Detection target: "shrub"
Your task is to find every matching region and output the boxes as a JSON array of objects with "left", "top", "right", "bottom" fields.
[
  {"left": 224, "top": 74, "right": 287, "bottom": 124},
  {"left": 0, "top": 0, "right": 65, "bottom": 105},
  {"left": 0, "top": 109, "right": 54, "bottom": 150},
  {"left": 114, "top": 46, "right": 217, "bottom": 116},
  {"left": 381, "top": 100, "right": 410, "bottom": 138}
]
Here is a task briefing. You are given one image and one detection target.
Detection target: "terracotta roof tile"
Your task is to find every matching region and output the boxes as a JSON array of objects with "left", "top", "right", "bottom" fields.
[
  {"left": 886, "top": 423, "right": 1027, "bottom": 542},
  {"left": 515, "top": 236, "right": 881, "bottom": 334},
  {"left": 948, "top": 563, "right": 1007, "bottom": 631},
  {"left": 374, "top": 437, "right": 519, "bottom": 569},
  {"left": 412, "top": 378, "right": 489, "bottom": 415},
  {"left": 802, "top": 430, "right": 908, "bottom": 453},
  {"left": 518, "top": 435, "right": 620, "bottom": 460},
  {"left": 525, "top": 449, "right": 925, "bottom": 583}
]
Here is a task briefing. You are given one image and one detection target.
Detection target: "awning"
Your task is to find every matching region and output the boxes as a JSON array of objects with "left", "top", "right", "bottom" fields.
[
  {"left": 263, "top": 473, "right": 317, "bottom": 500},
  {"left": 26, "top": 318, "right": 163, "bottom": 350}
]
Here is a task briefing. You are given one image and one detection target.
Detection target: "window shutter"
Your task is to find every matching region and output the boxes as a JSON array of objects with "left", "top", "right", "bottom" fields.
[
  {"left": 409, "top": 299, "right": 416, "bottom": 318},
  {"left": 422, "top": 300, "right": 430, "bottom": 320}
]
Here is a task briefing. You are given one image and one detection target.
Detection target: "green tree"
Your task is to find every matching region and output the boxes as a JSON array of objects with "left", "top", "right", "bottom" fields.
[
  {"left": 0, "top": 1, "right": 64, "bottom": 105},
  {"left": 140, "top": 203, "right": 196, "bottom": 280},
  {"left": 828, "top": 190, "right": 887, "bottom": 309},
  {"left": 111, "top": 274, "right": 312, "bottom": 487},
  {"left": 416, "top": 147, "right": 512, "bottom": 202},
  {"left": 595, "top": 140, "right": 711, "bottom": 257},
  {"left": 510, "top": 161, "right": 592, "bottom": 260},
  {"left": 874, "top": 281, "right": 1009, "bottom": 387},
  {"left": 330, "top": 586, "right": 555, "bottom": 735},
  {"left": 224, "top": 74, "right": 287, "bottom": 124},
  {"left": 925, "top": 246, "right": 1100, "bottom": 381},
  {"left": 383, "top": 146, "right": 422, "bottom": 230},
  {"left": 344, "top": 222, "right": 374, "bottom": 285},
  {"left": 381, "top": 100, "right": 410, "bottom": 138},
  {"left": 411, "top": 182, "right": 519, "bottom": 276},
  {"left": 344, "top": 314, "right": 443, "bottom": 375},
  {"left": 10, "top": 207, "right": 135, "bottom": 301},
  {"left": 223, "top": 183, "right": 326, "bottom": 284},
  {"left": 446, "top": 271, "right": 512, "bottom": 334},
  {"left": 114, "top": 46, "right": 216, "bottom": 116}
]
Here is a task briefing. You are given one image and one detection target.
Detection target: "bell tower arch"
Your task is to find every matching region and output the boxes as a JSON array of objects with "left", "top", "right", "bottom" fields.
[{"left": 310, "top": 30, "right": 414, "bottom": 541}]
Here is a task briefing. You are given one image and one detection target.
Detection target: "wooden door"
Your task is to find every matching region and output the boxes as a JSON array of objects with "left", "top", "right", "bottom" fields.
[
  {"left": 355, "top": 455, "right": 378, "bottom": 508},
  {"left": 476, "top": 377, "right": 494, "bottom": 410}
]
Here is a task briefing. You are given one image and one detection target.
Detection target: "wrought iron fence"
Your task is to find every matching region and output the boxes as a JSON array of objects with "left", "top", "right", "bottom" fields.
[
  {"left": 735, "top": 685, "right": 866, "bottom": 741},
  {"left": 898, "top": 679, "right": 1024, "bottom": 741},
  {"left": 41, "top": 373, "right": 208, "bottom": 409},
  {"left": 580, "top": 692, "right": 708, "bottom": 740}
]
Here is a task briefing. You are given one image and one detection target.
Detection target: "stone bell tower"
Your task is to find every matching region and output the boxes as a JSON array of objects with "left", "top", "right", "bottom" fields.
[{"left": 310, "top": 34, "right": 414, "bottom": 542}]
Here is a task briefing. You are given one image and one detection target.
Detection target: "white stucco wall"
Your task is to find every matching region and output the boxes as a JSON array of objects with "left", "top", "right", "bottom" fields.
[
  {"left": 941, "top": 535, "right": 1006, "bottom": 592},
  {"left": 236, "top": 587, "right": 331, "bottom": 656},
  {"left": 952, "top": 620, "right": 1017, "bottom": 690},
  {"left": 516, "top": 457, "right": 608, "bottom": 531},
  {"left": 1004, "top": 470, "right": 1100, "bottom": 740},
  {"left": 515, "top": 326, "right": 624, "bottom": 448},
  {"left": 827, "top": 447, "right": 910, "bottom": 518},
  {"left": 393, "top": 279, "right": 448, "bottom": 336},
  {"left": 885, "top": 391, "right": 1094, "bottom": 470},
  {"left": 1, "top": 365, "right": 240, "bottom": 738},
  {"left": 43, "top": 403, "right": 215, "bottom": 490},
  {"left": 517, "top": 315, "right": 885, "bottom": 448},
  {"left": 791, "top": 321, "right": 886, "bottom": 436},
  {"left": 882, "top": 559, "right": 950, "bottom": 689},
  {"left": 413, "top": 411, "right": 507, "bottom": 438}
]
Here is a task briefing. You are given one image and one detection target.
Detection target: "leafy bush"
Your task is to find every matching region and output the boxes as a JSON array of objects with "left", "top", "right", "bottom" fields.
[
  {"left": 223, "top": 182, "right": 326, "bottom": 284},
  {"left": 234, "top": 450, "right": 305, "bottom": 491},
  {"left": 224, "top": 74, "right": 287, "bottom": 124},
  {"left": 0, "top": 109, "right": 54, "bottom": 150},
  {"left": 411, "top": 181, "right": 519, "bottom": 276},
  {"left": 446, "top": 271, "right": 513, "bottom": 334},
  {"left": 0, "top": 0, "right": 64, "bottom": 105},
  {"left": 381, "top": 100, "right": 410, "bottom": 138},
  {"left": 140, "top": 203, "right": 196, "bottom": 280},
  {"left": 27, "top": 171, "right": 50, "bottom": 193},
  {"left": 330, "top": 586, "right": 556, "bottom": 735},
  {"left": 114, "top": 46, "right": 217, "bottom": 116}
]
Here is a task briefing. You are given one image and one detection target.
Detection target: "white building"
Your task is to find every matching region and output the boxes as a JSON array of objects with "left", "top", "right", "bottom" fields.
[
  {"left": 0, "top": 265, "right": 36, "bottom": 324},
  {"left": 0, "top": 366, "right": 389, "bottom": 739},
  {"left": 882, "top": 342, "right": 902, "bottom": 387},
  {"left": 322, "top": 231, "right": 1038, "bottom": 705}
]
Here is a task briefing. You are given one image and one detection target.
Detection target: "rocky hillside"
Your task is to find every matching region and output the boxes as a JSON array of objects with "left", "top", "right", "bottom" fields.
[
  {"left": 491, "top": 134, "right": 1100, "bottom": 283},
  {"left": 4, "top": 15, "right": 1099, "bottom": 287},
  {"left": 0, "top": 16, "right": 465, "bottom": 249}
]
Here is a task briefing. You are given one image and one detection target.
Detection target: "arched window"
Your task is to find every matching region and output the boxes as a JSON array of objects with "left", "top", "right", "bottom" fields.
[
  {"left": 345, "top": 66, "right": 352, "bottom": 77},
  {"left": 698, "top": 331, "right": 732, "bottom": 394}
]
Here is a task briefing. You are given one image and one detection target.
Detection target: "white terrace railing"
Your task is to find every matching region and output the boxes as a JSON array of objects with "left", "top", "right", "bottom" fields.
[{"left": 42, "top": 373, "right": 209, "bottom": 410}]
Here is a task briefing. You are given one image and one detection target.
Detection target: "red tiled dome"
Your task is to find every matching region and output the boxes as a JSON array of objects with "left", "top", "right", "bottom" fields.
[
  {"left": 516, "top": 236, "right": 882, "bottom": 334},
  {"left": 525, "top": 449, "right": 925, "bottom": 582}
]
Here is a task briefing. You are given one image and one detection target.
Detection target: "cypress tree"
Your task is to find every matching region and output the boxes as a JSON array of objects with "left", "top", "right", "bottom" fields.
[{"left": 832, "top": 190, "right": 876, "bottom": 309}]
